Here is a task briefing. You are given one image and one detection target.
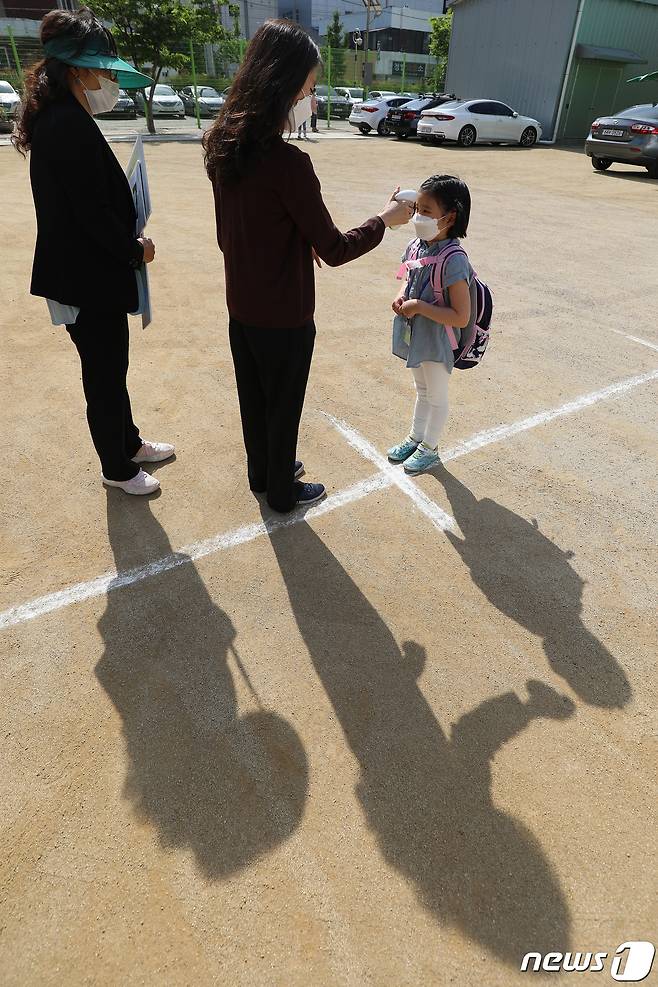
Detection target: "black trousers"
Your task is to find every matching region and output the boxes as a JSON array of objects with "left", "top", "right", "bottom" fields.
[
  {"left": 229, "top": 319, "right": 316, "bottom": 513},
  {"left": 66, "top": 309, "right": 142, "bottom": 481}
]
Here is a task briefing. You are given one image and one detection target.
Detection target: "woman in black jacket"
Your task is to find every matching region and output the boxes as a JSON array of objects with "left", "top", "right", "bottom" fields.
[{"left": 14, "top": 7, "right": 174, "bottom": 495}]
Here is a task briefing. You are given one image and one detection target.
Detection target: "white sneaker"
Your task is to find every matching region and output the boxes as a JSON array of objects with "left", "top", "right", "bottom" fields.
[
  {"left": 102, "top": 469, "right": 160, "bottom": 495},
  {"left": 132, "top": 440, "right": 175, "bottom": 464}
]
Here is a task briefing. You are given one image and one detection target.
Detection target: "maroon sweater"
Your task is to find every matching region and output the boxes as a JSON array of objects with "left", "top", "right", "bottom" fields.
[{"left": 212, "top": 137, "right": 385, "bottom": 329}]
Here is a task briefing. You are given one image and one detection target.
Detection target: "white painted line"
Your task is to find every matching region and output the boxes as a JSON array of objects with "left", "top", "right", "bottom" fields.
[
  {"left": 0, "top": 472, "right": 394, "bottom": 631},
  {"left": 2, "top": 369, "right": 657, "bottom": 631},
  {"left": 321, "top": 412, "right": 457, "bottom": 533},
  {"left": 607, "top": 328, "right": 658, "bottom": 355},
  {"left": 439, "top": 368, "right": 658, "bottom": 462}
]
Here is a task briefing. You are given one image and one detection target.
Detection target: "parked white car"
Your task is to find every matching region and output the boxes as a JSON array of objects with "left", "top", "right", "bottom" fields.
[
  {"left": 135, "top": 84, "right": 185, "bottom": 119},
  {"left": 349, "top": 95, "right": 413, "bottom": 136},
  {"left": 417, "top": 98, "right": 542, "bottom": 146},
  {"left": 368, "top": 90, "right": 397, "bottom": 101},
  {"left": 0, "top": 80, "right": 21, "bottom": 119}
]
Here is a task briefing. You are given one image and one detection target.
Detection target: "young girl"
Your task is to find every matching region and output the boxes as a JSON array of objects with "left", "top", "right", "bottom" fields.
[{"left": 389, "top": 174, "right": 473, "bottom": 474}]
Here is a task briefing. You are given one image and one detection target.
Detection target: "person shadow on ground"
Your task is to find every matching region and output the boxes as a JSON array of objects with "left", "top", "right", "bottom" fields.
[
  {"left": 263, "top": 510, "right": 577, "bottom": 967},
  {"left": 426, "top": 469, "right": 632, "bottom": 710},
  {"left": 95, "top": 491, "right": 308, "bottom": 880}
]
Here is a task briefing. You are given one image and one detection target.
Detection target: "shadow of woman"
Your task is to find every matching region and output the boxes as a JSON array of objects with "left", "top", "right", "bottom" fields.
[
  {"left": 95, "top": 492, "right": 308, "bottom": 880},
  {"left": 428, "top": 470, "right": 632, "bottom": 710},
  {"left": 263, "top": 512, "right": 576, "bottom": 966}
]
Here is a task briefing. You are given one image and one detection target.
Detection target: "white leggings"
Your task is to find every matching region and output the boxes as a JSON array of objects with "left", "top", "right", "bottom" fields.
[{"left": 410, "top": 361, "right": 450, "bottom": 449}]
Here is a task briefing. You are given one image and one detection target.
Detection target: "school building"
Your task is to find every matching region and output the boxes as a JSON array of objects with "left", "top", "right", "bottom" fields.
[{"left": 445, "top": 0, "right": 658, "bottom": 140}]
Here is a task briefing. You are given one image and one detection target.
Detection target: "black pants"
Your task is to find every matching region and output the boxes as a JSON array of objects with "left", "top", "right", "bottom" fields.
[
  {"left": 229, "top": 319, "right": 316, "bottom": 513},
  {"left": 311, "top": 113, "right": 318, "bottom": 130},
  {"left": 66, "top": 309, "right": 142, "bottom": 481}
]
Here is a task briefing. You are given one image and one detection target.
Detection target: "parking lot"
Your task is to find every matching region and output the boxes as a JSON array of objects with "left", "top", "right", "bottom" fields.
[{"left": 1, "top": 134, "right": 657, "bottom": 986}]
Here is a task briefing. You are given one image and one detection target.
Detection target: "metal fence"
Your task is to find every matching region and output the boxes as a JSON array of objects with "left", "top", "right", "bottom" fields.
[{"left": 0, "top": 29, "right": 443, "bottom": 128}]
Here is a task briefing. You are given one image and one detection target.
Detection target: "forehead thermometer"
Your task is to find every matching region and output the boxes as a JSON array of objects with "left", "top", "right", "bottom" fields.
[{"left": 391, "top": 189, "right": 417, "bottom": 229}]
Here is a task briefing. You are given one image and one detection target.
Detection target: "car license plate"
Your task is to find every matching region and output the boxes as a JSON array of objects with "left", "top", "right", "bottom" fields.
[
  {"left": 391, "top": 112, "right": 401, "bottom": 120},
  {"left": 602, "top": 128, "right": 623, "bottom": 137}
]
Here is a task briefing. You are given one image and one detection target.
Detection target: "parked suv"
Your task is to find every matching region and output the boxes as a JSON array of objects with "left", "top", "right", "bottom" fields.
[{"left": 387, "top": 93, "right": 457, "bottom": 139}]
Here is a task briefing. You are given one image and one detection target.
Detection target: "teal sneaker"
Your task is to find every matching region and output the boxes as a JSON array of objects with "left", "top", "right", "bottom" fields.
[
  {"left": 403, "top": 444, "right": 441, "bottom": 475},
  {"left": 387, "top": 436, "right": 420, "bottom": 463}
]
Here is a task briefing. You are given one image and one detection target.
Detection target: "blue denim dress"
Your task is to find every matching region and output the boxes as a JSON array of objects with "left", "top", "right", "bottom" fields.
[{"left": 392, "top": 237, "right": 472, "bottom": 372}]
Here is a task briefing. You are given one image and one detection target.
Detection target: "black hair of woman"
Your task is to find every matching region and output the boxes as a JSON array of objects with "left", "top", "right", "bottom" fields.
[
  {"left": 203, "top": 19, "right": 321, "bottom": 184},
  {"left": 12, "top": 6, "right": 116, "bottom": 156}
]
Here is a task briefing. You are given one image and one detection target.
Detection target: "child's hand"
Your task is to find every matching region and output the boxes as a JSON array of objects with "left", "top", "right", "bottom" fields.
[
  {"left": 399, "top": 299, "right": 421, "bottom": 318},
  {"left": 392, "top": 294, "right": 406, "bottom": 315}
]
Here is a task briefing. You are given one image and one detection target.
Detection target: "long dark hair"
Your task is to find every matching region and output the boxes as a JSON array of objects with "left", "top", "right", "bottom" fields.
[
  {"left": 12, "top": 7, "right": 116, "bottom": 156},
  {"left": 203, "top": 19, "right": 320, "bottom": 184}
]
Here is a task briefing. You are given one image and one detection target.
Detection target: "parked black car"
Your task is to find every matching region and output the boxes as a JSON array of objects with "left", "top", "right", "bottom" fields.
[
  {"left": 387, "top": 93, "right": 457, "bottom": 139},
  {"left": 586, "top": 104, "right": 658, "bottom": 178},
  {"left": 96, "top": 88, "right": 137, "bottom": 119},
  {"left": 315, "top": 85, "right": 351, "bottom": 120}
]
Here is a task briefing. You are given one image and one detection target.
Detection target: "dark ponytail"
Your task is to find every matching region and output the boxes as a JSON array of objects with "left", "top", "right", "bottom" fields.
[{"left": 12, "top": 7, "right": 116, "bottom": 156}]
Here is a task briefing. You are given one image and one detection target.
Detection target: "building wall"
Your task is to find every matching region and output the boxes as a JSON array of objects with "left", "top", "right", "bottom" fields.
[
  {"left": 557, "top": 0, "right": 658, "bottom": 137},
  {"left": 445, "top": 0, "right": 580, "bottom": 138},
  {"left": 577, "top": 0, "right": 658, "bottom": 109},
  {"left": 219, "top": 0, "right": 277, "bottom": 39}
]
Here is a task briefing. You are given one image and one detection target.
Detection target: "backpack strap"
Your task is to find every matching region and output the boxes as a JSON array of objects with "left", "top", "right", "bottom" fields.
[
  {"left": 399, "top": 244, "right": 466, "bottom": 350},
  {"left": 395, "top": 237, "right": 423, "bottom": 280}
]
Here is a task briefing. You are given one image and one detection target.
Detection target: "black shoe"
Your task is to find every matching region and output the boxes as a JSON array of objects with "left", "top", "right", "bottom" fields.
[{"left": 296, "top": 482, "right": 326, "bottom": 506}]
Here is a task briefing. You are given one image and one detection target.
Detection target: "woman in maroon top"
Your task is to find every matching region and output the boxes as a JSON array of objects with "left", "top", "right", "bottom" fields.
[{"left": 203, "top": 19, "right": 412, "bottom": 513}]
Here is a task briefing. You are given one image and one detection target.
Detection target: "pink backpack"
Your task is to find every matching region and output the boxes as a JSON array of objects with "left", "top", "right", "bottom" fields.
[{"left": 397, "top": 240, "right": 493, "bottom": 370}]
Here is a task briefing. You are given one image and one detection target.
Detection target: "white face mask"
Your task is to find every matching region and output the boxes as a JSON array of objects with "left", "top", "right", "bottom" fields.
[
  {"left": 290, "top": 94, "right": 312, "bottom": 130},
  {"left": 82, "top": 72, "right": 120, "bottom": 115},
  {"left": 413, "top": 212, "right": 451, "bottom": 241}
]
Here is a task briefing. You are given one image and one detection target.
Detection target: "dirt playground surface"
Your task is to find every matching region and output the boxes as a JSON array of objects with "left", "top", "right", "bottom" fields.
[{"left": 1, "top": 138, "right": 656, "bottom": 986}]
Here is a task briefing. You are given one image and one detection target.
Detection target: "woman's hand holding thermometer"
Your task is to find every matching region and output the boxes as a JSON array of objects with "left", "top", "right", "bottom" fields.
[{"left": 379, "top": 186, "right": 415, "bottom": 229}]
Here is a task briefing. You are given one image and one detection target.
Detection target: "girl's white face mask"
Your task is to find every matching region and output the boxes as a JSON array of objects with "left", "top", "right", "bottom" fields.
[
  {"left": 290, "top": 94, "right": 312, "bottom": 130},
  {"left": 83, "top": 72, "right": 120, "bottom": 115},
  {"left": 412, "top": 212, "right": 451, "bottom": 241}
]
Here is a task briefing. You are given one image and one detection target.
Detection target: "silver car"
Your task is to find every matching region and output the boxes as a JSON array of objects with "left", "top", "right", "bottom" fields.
[
  {"left": 586, "top": 104, "right": 658, "bottom": 178},
  {"left": 179, "top": 86, "right": 225, "bottom": 118},
  {"left": 0, "top": 80, "right": 21, "bottom": 119},
  {"left": 136, "top": 84, "right": 185, "bottom": 119}
]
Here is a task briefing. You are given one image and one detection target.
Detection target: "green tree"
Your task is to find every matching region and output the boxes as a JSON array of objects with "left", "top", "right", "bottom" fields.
[
  {"left": 326, "top": 11, "right": 346, "bottom": 85},
  {"left": 428, "top": 8, "right": 452, "bottom": 90},
  {"left": 227, "top": 2, "right": 240, "bottom": 37},
  {"left": 93, "top": 0, "right": 229, "bottom": 133}
]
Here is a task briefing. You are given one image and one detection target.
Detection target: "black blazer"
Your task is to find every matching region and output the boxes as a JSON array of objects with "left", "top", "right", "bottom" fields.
[{"left": 29, "top": 91, "right": 143, "bottom": 312}]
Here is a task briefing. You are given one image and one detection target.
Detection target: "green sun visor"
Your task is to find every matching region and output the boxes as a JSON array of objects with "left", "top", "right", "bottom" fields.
[{"left": 43, "top": 38, "right": 154, "bottom": 89}]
